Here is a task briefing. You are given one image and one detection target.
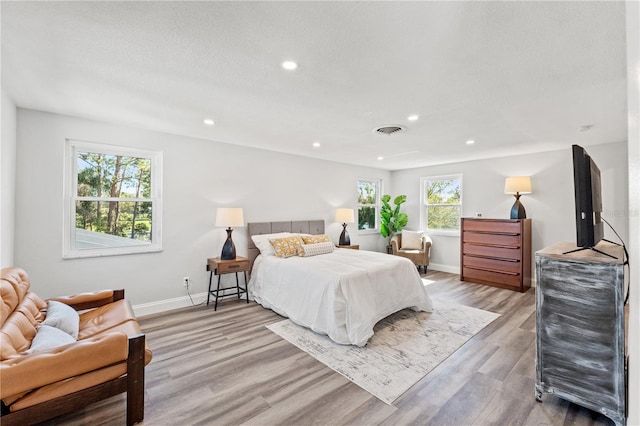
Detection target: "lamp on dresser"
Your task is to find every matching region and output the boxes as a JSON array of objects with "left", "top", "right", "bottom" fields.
[
  {"left": 504, "top": 176, "right": 532, "bottom": 219},
  {"left": 215, "top": 207, "right": 244, "bottom": 260},
  {"left": 335, "top": 208, "right": 355, "bottom": 246}
]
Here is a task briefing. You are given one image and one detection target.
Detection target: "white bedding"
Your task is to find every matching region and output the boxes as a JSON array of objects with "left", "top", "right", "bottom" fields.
[{"left": 249, "top": 248, "right": 433, "bottom": 346}]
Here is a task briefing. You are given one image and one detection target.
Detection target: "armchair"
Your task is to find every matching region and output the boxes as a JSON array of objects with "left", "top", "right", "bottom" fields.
[
  {"left": 0, "top": 267, "right": 152, "bottom": 425},
  {"left": 390, "top": 232, "right": 432, "bottom": 273}
]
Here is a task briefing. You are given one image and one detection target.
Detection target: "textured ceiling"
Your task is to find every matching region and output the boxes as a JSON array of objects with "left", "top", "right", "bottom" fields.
[{"left": 0, "top": 1, "right": 627, "bottom": 170}]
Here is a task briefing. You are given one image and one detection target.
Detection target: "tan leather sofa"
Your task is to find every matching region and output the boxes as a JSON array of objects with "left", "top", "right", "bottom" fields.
[
  {"left": 391, "top": 233, "right": 432, "bottom": 273},
  {"left": 0, "top": 267, "right": 152, "bottom": 425}
]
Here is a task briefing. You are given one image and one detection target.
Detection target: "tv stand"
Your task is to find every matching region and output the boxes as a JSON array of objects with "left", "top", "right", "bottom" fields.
[
  {"left": 562, "top": 239, "right": 621, "bottom": 259},
  {"left": 536, "top": 241, "right": 627, "bottom": 426}
]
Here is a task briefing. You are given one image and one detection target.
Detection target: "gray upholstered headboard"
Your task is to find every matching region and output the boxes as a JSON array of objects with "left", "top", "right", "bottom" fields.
[{"left": 247, "top": 220, "right": 325, "bottom": 268}]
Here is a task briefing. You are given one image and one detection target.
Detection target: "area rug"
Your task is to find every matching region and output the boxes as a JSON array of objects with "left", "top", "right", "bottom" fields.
[{"left": 266, "top": 298, "right": 500, "bottom": 404}]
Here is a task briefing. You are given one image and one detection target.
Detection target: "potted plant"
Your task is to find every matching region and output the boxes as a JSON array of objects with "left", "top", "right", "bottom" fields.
[{"left": 380, "top": 194, "right": 408, "bottom": 253}]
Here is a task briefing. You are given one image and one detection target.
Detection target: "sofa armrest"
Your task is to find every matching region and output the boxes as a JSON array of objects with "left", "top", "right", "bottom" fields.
[
  {"left": 0, "top": 332, "right": 129, "bottom": 398},
  {"left": 48, "top": 289, "right": 125, "bottom": 311},
  {"left": 390, "top": 235, "right": 401, "bottom": 254},
  {"left": 422, "top": 235, "right": 432, "bottom": 258}
]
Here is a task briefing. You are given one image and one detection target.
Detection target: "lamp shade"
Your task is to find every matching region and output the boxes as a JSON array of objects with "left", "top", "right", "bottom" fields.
[
  {"left": 504, "top": 176, "right": 532, "bottom": 195},
  {"left": 215, "top": 207, "right": 244, "bottom": 228},
  {"left": 335, "top": 208, "right": 355, "bottom": 224}
]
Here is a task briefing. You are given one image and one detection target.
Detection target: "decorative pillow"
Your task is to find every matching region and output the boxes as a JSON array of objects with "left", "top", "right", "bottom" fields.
[
  {"left": 302, "top": 234, "right": 331, "bottom": 244},
  {"left": 269, "top": 235, "right": 304, "bottom": 258},
  {"left": 298, "top": 241, "right": 335, "bottom": 257},
  {"left": 41, "top": 300, "right": 80, "bottom": 339},
  {"left": 251, "top": 232, "right": 291, "bottom": 256},
  {"left": 25, "top": 325, "right": 76, "bottom": 354},
  {"left": 401, "top": 230, "right": 423, "bottom": 250}
]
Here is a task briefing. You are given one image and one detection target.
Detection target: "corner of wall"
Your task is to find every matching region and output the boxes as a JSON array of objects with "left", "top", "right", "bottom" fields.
[{"left": 1, "top": 88, "right": 17, "bottom": 268}]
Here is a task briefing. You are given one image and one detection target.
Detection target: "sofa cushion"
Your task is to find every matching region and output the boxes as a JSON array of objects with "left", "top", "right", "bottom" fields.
[
  {"left": 1, "top": 268, "right": 31, "bottom": 326},
  {"left": 1, "top": 292, "right": 47, "bottom": 360},
  {"left": 77, "top": 299, "right": 136, "bottom": 340},
  {"left": 8, "top": 362, "right": 127, "bottom": 412},
  {"left": 41, "top": 301, "right": 80, "bottom": 339},
  {"left": 25, "top": 325, "right": 75, "bottom": 354},
  {"left": 1, "top": 312, "right": 38, "bottom": 360}
]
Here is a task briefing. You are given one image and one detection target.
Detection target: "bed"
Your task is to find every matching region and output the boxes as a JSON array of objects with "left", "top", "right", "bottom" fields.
[{"left": 247, "top": 220, "right": 433, "bottom": 346}]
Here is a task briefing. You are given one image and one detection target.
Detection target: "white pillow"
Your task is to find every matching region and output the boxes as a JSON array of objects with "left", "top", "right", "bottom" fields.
[
  {"left": 251, "top": 232, "right": 291, "bottom": 256},
  {"left": 41, "top": 300, "right": 80, "bottom": 339},
  {"left": 401, "top": 230, "right": 423, "bottom": 250},
  {"left": 299, "top": 241, "right": 335, "bottom": 257},
  {"left": 25, "top": 324, "right": 76, "bottom": 354}
]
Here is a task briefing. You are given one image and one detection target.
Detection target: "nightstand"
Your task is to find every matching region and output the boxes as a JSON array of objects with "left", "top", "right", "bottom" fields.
[
  {"left": 337, "top": 245, "right": 359, "bottom": 250},
  {"left": 206, "top": 256, "right": 250, "bottom": 310}
]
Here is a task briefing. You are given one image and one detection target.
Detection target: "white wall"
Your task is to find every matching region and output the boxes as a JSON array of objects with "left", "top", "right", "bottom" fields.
[
  {"left": 390, "top": 142, "right": 629, "bottom": 273},
  {"left": 1, "top": 88, "right": 17, "bottom": 268},
  {"left": 14, "top": 109, "right": 390, "bottom": 312},
  {"left": 625, "top": 0, "right": 639, "bottom": 423}
]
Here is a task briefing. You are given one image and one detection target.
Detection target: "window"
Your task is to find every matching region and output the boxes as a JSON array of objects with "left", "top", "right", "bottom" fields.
[
  {"left": 64, "top": 140, "right": 162, "bottom": 258},
  {"left": 421, "top": 174, "right": 462, "bottom": 234},
  {"left": 357, "top": 179, "right": 380, "bottom": 232}
]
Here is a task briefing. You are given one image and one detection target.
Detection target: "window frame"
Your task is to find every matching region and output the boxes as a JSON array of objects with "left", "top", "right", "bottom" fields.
[
  {"left": 357, "top": 178, "right": 382, "bottom": 234},
  {"left": 420, "top": 174, "right": 463, "bottom": 236},
  {"left": 63, "top": 139, "right": 163, "bottom": 259}
]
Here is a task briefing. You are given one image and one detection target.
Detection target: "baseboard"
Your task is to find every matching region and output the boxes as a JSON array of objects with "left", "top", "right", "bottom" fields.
[
  {"left": 428, "top": 263, "right": 459, "bottom": 274},
  {"left": 132, "top": 292, "right": 208, "bottom": 317},
  {"left": 133, "top": 270, "right": 535, "bottom": 317}
]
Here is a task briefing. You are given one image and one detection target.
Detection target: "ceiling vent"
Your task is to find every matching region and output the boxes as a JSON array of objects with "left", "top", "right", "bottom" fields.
[{"left": 374, "top": 125, "right": 405, "bottom": 135}]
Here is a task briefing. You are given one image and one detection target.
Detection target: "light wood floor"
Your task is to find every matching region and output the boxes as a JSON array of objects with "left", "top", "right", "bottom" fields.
[{"left": 43, "top": 271, "right": 614, "bottom": 425}]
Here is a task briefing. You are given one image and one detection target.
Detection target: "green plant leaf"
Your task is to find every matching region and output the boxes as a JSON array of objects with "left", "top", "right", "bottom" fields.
[
  {"left": 393, "top": 195, "right": 406, "bottom": 205},
  {"left": 380, "top": 194, "right": 409, "bottom": 237}
]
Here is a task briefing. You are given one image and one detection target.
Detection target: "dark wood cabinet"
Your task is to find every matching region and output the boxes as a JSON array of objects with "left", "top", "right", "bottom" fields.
[
  {"left": 460, "top": 218, "right": 531, "bottom": 292},
  {"left": 535, "top": 242, "right": 626, "bottom": 426}
]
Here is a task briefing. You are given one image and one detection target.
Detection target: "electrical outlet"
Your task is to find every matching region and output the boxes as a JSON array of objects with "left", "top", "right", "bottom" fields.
[{"left": 183, "top": 277, "right": 190, "bottom": 288}]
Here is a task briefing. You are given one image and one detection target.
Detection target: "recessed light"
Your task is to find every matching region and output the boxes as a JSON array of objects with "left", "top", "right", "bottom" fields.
[
  {"left": 377, "top": 156, "right": 384, "bottom": 161},
  {"left": 407, "top": 115, "right": 419, "bottom": 121},
  {"left": 312, "top": 142, "right": 321, "bottom": 148},
  {"left": 282, "top": 60, "right": 298, "bottom": 70},
  {"left": 203, "top": 119, "right": 215, "bottom": 126},
  {"left": 466, "top": 139, "right": 475, "bottom": 145}
]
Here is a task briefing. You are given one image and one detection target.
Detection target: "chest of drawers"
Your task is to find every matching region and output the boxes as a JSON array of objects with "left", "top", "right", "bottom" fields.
[{"left": 460, "top": 218, "right": 531, "bottom": 292}]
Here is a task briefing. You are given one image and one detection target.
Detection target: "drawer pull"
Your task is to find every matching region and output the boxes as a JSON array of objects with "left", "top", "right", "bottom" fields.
[{"left": 229, "top": 264, "right": 240, "bottom": 269}]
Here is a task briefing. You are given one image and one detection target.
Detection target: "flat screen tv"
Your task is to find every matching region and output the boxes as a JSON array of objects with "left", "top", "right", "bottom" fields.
[{"left": 572, "top": 144, "right": 604, "bottom": 248}]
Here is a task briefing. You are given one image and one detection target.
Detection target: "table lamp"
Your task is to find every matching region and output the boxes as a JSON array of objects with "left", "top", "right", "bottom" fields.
[
  {"left": 335, "top": 208, "right": 355, "bottom": 246},
  {"left": 504, "top": 176, "right": 532, "bottom": 219},
  {"left": 215, "top": 207, "right": 244, "bottom": 260}
]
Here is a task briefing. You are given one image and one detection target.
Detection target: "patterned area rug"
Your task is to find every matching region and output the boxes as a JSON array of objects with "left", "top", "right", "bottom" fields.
[{"left": 266, "top": 298, "right": 500, "bottom": 404}]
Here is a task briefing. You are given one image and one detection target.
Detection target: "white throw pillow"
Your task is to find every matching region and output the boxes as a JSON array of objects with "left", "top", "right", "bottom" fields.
[
  {"left": 298, "top": 241, "right": 335, "bottom": 257},
  {"left": 251, "top": 232, "right": 291, "bottom": 256},
  {"left": 41, "top": 300, "right": 80, "bottom": 339},
  {"left": 401, "top": 230, "right": 423, "bottom": 250},
  {"left": 25, "top": 324, "right": 76, "bottom": 354}
]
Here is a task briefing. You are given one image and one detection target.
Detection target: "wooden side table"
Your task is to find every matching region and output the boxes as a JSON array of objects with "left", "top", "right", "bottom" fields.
[
  {"left": 337, "top": 244, "right": 359, "bottom": 250},
  {"left": 206, "top": 256, "right": 250, "bottom": 310}
]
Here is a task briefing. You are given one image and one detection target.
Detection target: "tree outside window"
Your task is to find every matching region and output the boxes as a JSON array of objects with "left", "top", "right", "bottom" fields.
[
  {"left": 64, "top": 140, "right": 162, "bottom": 258},
  {"left": 422, "top": 175, "right": 462, "bottom": 233},
  {"left": 357, "top": 180, "right": 380, "bottom": 231}
]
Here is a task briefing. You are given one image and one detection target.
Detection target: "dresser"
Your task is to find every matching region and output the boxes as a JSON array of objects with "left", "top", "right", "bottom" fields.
[
  {"left": 460, "top": 218, "right": 531, "bottom": 292},
  {"left": 535, "top": 242, "right": 626, "bottom": 426}
]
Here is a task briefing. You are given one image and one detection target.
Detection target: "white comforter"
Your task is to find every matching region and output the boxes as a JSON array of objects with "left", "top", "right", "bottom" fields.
[{"left": 249, "top": 248, "right": 432, "bottom": 346}]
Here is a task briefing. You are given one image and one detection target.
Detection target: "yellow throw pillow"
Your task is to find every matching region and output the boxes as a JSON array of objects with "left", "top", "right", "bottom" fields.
[
  {"left": 302, "top": 234, "right": 331, "bottom": 245},
  {"left": 269, "top": 236, "right": 304, "bottom": 258}
]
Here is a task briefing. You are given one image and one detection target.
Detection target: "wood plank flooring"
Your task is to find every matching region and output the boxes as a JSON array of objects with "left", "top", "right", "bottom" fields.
[{"left": 41, "top": 271, "right": 614, "bottom": 425}]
